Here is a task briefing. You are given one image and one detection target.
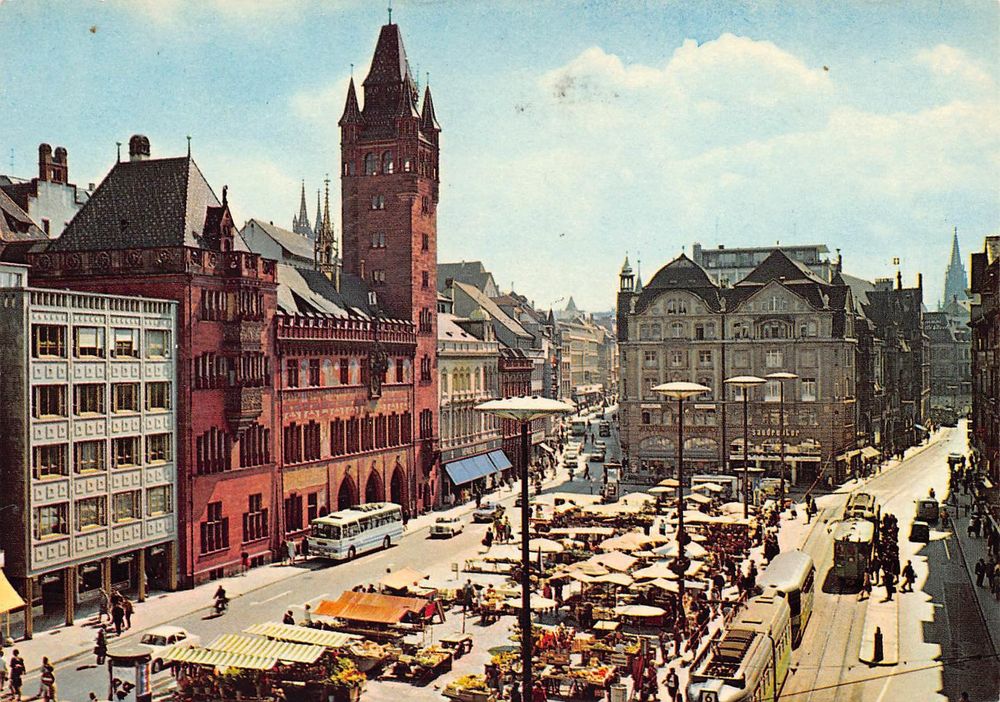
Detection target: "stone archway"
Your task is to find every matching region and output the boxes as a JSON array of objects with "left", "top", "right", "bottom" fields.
[
  {"left": 389, "top": 464, "right": 405, "bottom": 506},
  {"left": 338, "top": 475, "right": 357, "bottom": 511},
  {"left": 365, "top": 468, "right": 384, "bottom": 504}
]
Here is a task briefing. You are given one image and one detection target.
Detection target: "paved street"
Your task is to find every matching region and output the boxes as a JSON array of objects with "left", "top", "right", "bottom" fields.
[{"left": 782, "top": 423, "right": 999, "bottom": 702}]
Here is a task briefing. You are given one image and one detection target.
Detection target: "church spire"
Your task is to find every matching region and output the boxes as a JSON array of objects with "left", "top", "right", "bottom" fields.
[
  {"left": 314, "top": 189, "right": 322, "bottom": 239},
  {"left": 949, "top": 226, "right": 961, "bottom": 267},
  {"left": 293, "top": 180, "right": 310, "bottom": 237},
  {"left": 943, "top": 225, "right": 969, "bottom": 306},
  {"left": 314, "top": 175, "right": 340, "bottom": 289}
]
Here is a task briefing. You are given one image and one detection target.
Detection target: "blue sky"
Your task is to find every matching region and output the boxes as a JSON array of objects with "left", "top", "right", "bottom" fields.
[{"left": 1, "top": 0, "right": 997, "bottom": 311}]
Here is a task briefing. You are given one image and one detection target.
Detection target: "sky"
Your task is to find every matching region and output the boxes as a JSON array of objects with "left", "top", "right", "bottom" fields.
[{"left": 1, "top": 0, "right": 997, "bottom": 312}]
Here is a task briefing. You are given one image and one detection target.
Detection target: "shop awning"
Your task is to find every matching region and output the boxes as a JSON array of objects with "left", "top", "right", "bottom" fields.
[
  {"left": 538, "top": 443, "right": 555, "bottom": 455},
  {"left": 314, "top": 591, "right": 429, "bottom": 625},
  {"left": 207, "top": 634, "right": 324, "bottom": 664},
  {"left": 0, "top": 570, "right": 25, "bottom": 614},
  {"left": 860, "top": 447, "right": 880, "bottom": 460},
  {"left": 158, "top": 645, "right": 277, "bottom": 670},
  {"left": 243, "top": 622, "right": 358, "bottom": 648},
  {"left": 443, "top": 454, "right": 497, "bottom": 486},
  {"left": 487, "top": 450, "right": 513, "bottom": 471}
]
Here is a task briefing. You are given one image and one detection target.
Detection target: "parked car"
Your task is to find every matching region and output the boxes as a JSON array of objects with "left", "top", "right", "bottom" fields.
[
  {"left": 909, "top": 520, "right": 930, "bottom": 543},
  {"left": 564, "top": 448, "right": 579, "bottom": 461},
  {"left": 140, "top": 625, "right": 201, "bottom": 672},
  {"left": 590, "top": 447, "right": 606, "bottom": 462},
  {"left": 473, "top": 501, "right": 504, "bottom": 522},
  {"left": 598, "top": 422, "right": 611, "bottom": 437},
  {"left": 431, "top": 515, "right": 465, "bottom": 538}
]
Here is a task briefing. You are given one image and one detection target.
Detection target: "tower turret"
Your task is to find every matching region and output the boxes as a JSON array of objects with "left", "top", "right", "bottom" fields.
[
  {"left": 292, "top": 180, "right": 312, "bottom": 237},
  {"left": 314, "top": 176, "right": 340, "bottom": 289}
]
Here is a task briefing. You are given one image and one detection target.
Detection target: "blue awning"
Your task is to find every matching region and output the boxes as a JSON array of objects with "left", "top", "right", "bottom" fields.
[
  {"left": 443, "top": 454, "right": 498, "bottom": 486},
  {"left": 487, "top": 450, "right": 513, "bottom": 471}
]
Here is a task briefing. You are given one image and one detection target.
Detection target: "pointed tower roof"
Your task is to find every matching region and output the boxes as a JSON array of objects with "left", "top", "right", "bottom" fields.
[
  {"left": 565, "top": 297, "right": 579, "bottom": 313},
  {"left": 295, "top": 180, "right": 310, "bottom": 233},
  {"left": 361, "top": 23, "right": 419, "bottom": 121},
  {"left": 620, "top": 255, "right": 632, "bottom": 276},
  {"left": 314, "top": 189, "right": 322, "bottom": 237},
  {"left": 634, "top": 260, "right": 644, "bottom": 293},
  {"left": 396, "top": 85, "right": 420, "bottom": 118},
  {"left": 421, "top": 85, "right": 441, "bottom": 131},
  {"left": 948, "top": 226, "right": 961, "bottom": 267},
  {"left": 339, "top": 77, "right": 362, "bottom": 126}
]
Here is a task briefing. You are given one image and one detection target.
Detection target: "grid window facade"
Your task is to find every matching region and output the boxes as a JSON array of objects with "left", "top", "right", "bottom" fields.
[
  {"left": 74, "top": 327, "right": 105, "bottom": 358},
  {"left": 33, "top": 443, "right": 67, "bottom": 479},
  {"left": 112, "top": 491, "right": 141, "bottom": 522},
  {"left": 74, "top": 384, "right": 105, "bottom": 415},
  {"left": 76, "top": 496, "right": 107, "bottom": 530},
  {"left": 75, "top": 440, "right": 105, "bottom": 473},
  {"left": 35, "top": 503, "right": 68, "bottom": 539},
  {"left": 200, "top": 502, "right": 229, "bottom": 554},
  {"left": 146, "top": 381, "right": 170, "bottom": 411},
  {"left": 33, "top": 385, "right": 66, "bottom": 418},
  {"left": 147, "top": 485, "right": 171, "bottom": 516},
  {"left": 242, "top": 493, "right": 268, "bottom": 543},
  {"left": 32, "top": 324, "right": 66, "bottom": 358},
  {"left": 112, "top": 436, "right": 140, "bottom": 468},
  {"left": 112, "top": 383, "right": 139, "bottom": 413}
]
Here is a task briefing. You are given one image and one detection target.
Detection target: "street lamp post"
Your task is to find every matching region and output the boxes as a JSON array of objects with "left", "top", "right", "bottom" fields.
[
  {"left": 766, "top": 372, "right": 798, "bottom": 509},
  {"left": 725, "top": 376, "right": 765, "bottom": 518},
  {"left": 476, "top": 396, "right": 574, "bottom": 702},
  {"left": 653, "top": 382, "right": 711, "bottom": 592}
]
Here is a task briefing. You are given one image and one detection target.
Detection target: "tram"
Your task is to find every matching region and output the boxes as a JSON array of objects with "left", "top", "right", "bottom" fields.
[
  {"left": 687, "top": 594, "right": 792, "bottom": 702},
  {"left": 831, "top": 518, "right": 875, "bottom": 587},
  {"left": 757, "top": 550, "right": 816, "bottom": 646}
]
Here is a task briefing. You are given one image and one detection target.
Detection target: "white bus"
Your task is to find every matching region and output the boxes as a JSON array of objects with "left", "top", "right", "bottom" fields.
[
  {"left": 309, "top": 502, "right": 404, "bottom": 561},
  {"left": 758, "top": 549, "right": 816, "bottom": 646}
]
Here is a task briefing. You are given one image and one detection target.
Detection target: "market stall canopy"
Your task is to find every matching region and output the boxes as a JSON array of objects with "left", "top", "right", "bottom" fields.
[
  {"left": 0, "top": 571, "right": 25, "bottom": 613},
  {"left": 592, "top": 572, "right": 634, "bottom": 587},
  {"left": 719, "top": 502, "right": 745, "bottom": 515},
  {"left": 243, "top": 622, "right": 358, "bottom": 648},
  {"left": 685, "top": 493, "right": 713, "bottom": 505},
  {"left": 614, "top": 604, "right": 666, "bottom": 617},
  {"left": 632, "top": 563, "right": 676, "bottom": 580},
  {"left": 315, "top": 591, "right": 429, "bottom": 625},
  {"left": 589, "top": 551, "right": 638, "bottom": 572},
  {"left": 548, "top": 526, "right": 615, "bottom": 537},
  {"left": 504, "top": 596, "right": 558, "bottom": 610},
  {"left": 207, "top": 634, "right": 325, "bottom": 664},
  {"left": 692, "top": 482, "right": 724, "bottom": 493},
  {"left": 654, "top": 542, "right": 708, "bottom": 559},
  {"left": 620, "top": 492, "right": 656, "bottom": 506},
  {"left": 648, "top": 486, "right": 673, "bottom": 495},
  {"left": 528, "top": 538, "right": 564, "bottom": 553},
  {"left": 481, "top": 545, "right": 521, "bottom": 562},
  {"left": 158, "top": 645, "right": 277, "bottom": 670},
  {"left": 599, "top": 532, "right": 652, "bottom": 552},
  {"left": 379, "top": 567, "right": 428, "bottom": 591},
  {"left": 658, "top": 478, "right": 680, "bottom": 488}
]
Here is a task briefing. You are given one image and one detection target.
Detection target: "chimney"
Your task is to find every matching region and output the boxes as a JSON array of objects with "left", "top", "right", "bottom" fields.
[
  {"left": 917, "top": 273, "right": 922, "bottom": 290},
  {"left": 896, "top": 270, "right": 902, "bottom": 290},
  {"left": 37, "top": 143, "right": 52, "bottom": 182},
  {"left": 128, "top": 135, "right": 151, "bottom": 162}
]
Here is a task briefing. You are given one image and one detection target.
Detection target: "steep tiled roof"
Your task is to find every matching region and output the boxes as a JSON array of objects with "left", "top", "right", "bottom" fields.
[
  {"left": 453, "top": 281, "right": 531, "bottom": 339},
  {"left": 0, "top": 188, "right": 45, "bottom": 242},
  {"left": 437, "top": 313, "right": 477, "bottom": 342},
  {"left": 735, "top": 249, "right": 829, "bottom": 287},
  {"left": 646, "top": 254, "right": 715, "bottom": 290},
  {"left": 438, "top": 261, "right": 496, "bottom": 294},
  {"left": 246, "top": 218, "right": 314, "bottom": 262},
  {"left": 48, "top": 156, "right": 248, "bottom": 253},
  {"left": 276, "top": 263, "right": 380, "bottom": 319}
]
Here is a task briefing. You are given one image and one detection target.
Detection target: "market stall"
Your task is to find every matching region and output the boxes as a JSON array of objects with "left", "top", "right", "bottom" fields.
[{"left": 314, "top": 591, "right": 440, "bottom": 641}]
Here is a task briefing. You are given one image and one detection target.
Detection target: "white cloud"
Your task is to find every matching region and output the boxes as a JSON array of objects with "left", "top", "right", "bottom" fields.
[
  {"left": 291, "top": 76, "right": 352, "bottom": 126},
  {"left": 916, "top": 44, "right": 996, "bottom": 94},
  {"left": 467, "top": 34, "right": 999, "bottom": 309}
]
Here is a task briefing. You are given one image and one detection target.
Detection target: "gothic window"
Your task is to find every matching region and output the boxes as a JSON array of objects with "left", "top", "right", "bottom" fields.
[
  {"left": 364, "top": 153, "right": 377, "bottom": 175},
  {"left": 382, "top": 151, "right": 394, "bottom": 174}
]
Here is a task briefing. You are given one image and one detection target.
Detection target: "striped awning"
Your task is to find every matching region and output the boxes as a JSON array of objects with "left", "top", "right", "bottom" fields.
[
  {"left": 243, "top": 622, "right": 358, "bottom": 648},
  {"left": 207, "top": 634, "right": 325, "bottom": 664},
  {"left": 158, "top": 645, "right": 277, "bottom": 670},
  {"left": 487, "top": 449, "right": 513, "bottom": 471}
]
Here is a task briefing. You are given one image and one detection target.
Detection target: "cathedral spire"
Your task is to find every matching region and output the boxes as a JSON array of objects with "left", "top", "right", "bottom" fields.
[
  {"left": 293, "top": 180, "right": 310, "bottom": 237},
  {"left": 314, "top": 189, "right": 322, "bottom": 239},
  {"left": 943, "top": 225, "right": 969, "bottom": 306}
]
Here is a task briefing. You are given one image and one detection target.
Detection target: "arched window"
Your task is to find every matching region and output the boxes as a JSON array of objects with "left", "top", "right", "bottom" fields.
[
  {"left": 382, "top": 151, "right": 394, "bottom": 174},
  {"left": 760, "top": 320, "right": 790, "bottom": 339},
  {"left": 363, "top": 153, "right": 377, "bottom": 175},
  {"left": 370, "top": 195, "right": 385, "bottom": 210},
  {"left": 670, "top": 322, "right": 685, "bottom": 338}
]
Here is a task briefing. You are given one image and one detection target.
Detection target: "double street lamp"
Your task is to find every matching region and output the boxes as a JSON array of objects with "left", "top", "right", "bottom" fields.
[
  {"left": 476, "top": 396, "right": 574, "bottom": 702},
  {"left": 724, "top": 375, "right": 765, "bottom": 518},
  {"left": 765, "top": 372, "right": 798, "bottom": 508},
  {"left": 653, "top": 382, "right": 711, "bottom": 589}
]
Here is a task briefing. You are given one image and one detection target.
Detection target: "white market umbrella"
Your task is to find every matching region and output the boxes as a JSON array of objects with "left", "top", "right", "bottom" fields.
[
  {"left": 614, "top": 604, "right": 666, "bottom": 618},
  {"left": 693, "top": 482, "right": 724, "bottom": 493},
  {"left": 528, "top": 538, "right": 564, "bottom": 554},
  {"left": 658, "top": 478, "right": 680, "bottom": 488},
  {"left": 654, "top": 541, "right": 709, "bottom": 559},
  {"left": 649, "top": 486, "right": 673, "bottom": 495},
  {"left": 593, "top": 572, "right": 635, "bottom": 587},
  {"left": 632, "top": 563, "right": 676, "bottom": 580},
  {"left": 686, "top": 493, "right": 713, "bottom": 505}
]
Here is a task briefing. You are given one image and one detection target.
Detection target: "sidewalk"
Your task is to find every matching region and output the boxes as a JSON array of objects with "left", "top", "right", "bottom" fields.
[
  {"left": 10, "top": 460, "right": 572, "bottom": 675},
  {"left": 949, "top": 494, "right": 1000, "bottom": 658},
  {"left": 858, "top": 596, "right": 899, "bottom": 666}
]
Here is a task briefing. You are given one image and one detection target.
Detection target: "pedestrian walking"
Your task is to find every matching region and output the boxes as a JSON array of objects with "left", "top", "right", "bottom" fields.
[
  {"left": 300, "top": 537, "right": 310, "bottom": 559},
  {"left": 975, "top": 558, "right": 987, "bottom": 587},
  {"left": 901, "top": 561, "right": 916, "bottom": 593},
  {"left": 280, "top": 538, "right": 289, "bottom": 565},
  {"left": 111, "top": 600, "right": 125, "bottom": 636},
  {"left": 241, "top": 551, "right": 250, "bottom": 575},
  {"left": 462, "top": 579, "right": 475, "bottom": 613},
  {"left": 859, "top": 570, "right": 872, "bottom": 601},
  {"left": 286, "top": 538, "right": 297, "bottom": 565},
  {"left": 883, "top": 571, "right": 896, "bottom": 601},
  {"left": 302, "top": 603, "right": 313, "bottom": 626},
  {"left": 283, "top": 610, "right": 295, "bottom": 625},
  {"left": 509, "top": 684, "right": 522, "bottom": 702},
  {"left": 665, "top": 667, "right": 679, "bottom": 700},
  {"left": 123, "top": 596, "right": 133, "bottom": 629},
  {"left": 0, "top": 650, "right": 7, "bottom": 693},
  {"left": 95, "top": 625, "right": 108, "bottom": 665},
  {"left": 98, "top": 587, "right": 109, "bottom": 624},
  {"left": 38, "top": 657, "right": 56, "bottom": 702},
  {"left": 531, "top": 680, "right": 547, "bottom": 702},
  {"left": 483, "top": 527, "right": 494, "bottom": 550}
]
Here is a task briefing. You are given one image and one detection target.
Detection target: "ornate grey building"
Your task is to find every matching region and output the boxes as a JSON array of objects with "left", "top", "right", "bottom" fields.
[{"left": 617, "top": 250, "right": 863, "bottom": 488}]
